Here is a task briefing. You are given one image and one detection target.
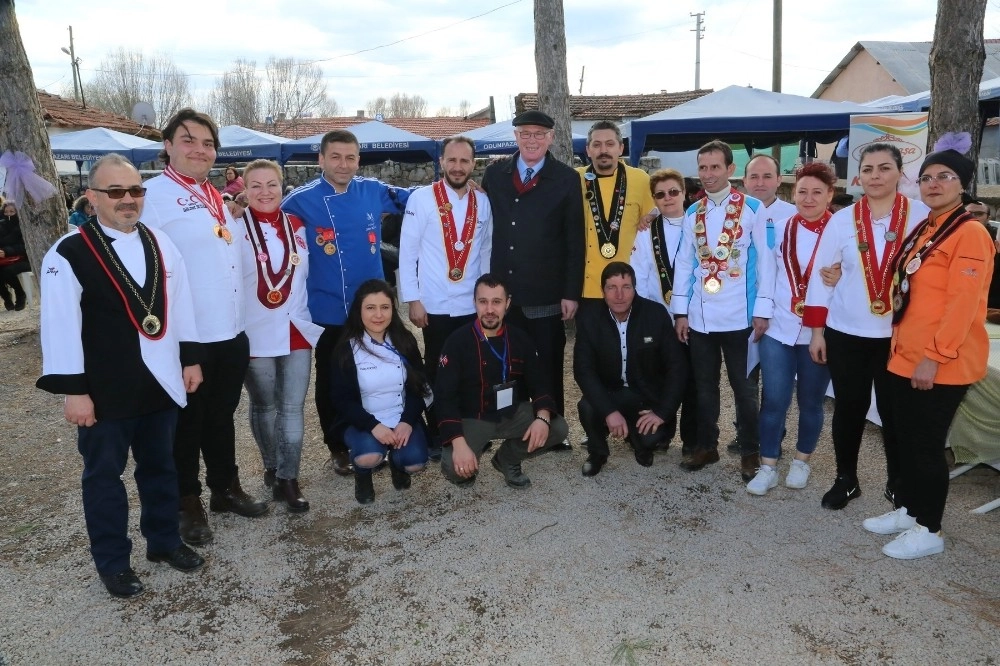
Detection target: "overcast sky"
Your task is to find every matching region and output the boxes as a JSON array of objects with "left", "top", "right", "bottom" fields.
[{"left": 16, "top": 0, "right": 1000, "bottom": 121}]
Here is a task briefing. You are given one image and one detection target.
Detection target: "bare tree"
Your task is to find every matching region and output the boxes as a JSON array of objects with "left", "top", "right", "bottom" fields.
[
  {"left": 83, "top": 48, "right": 191, "bottom": 123},
  {"left": 0, "top": 0, "right": 67, "bottom": 276},
  {"left": 534, "top": 0, "right": 572, "bottom": 164},
  {"left": 436, "top": 105, "right": 452, "bottom": 117},
  {"left": 210, "top": 59, "right": 263, "bottom": 126},
  {"left": 366, "top": 96, "right": 388, "bottom": 117},
  {"left": 265, "top": 57, "right": 328, "bottom": 120},
  {"left": 457, "top": 100, "right": 471, "bottom": 116},
  {"left": 315, "top": 94, "right": 342, "bottom": 118},
  {"left": 388, "top": 93, "right": 427, "bottom": 118},
  {"left": 209, "top": 57, "right": 339, "bottom": 125},
  {"left": 928, "top": 0, "right": 989, "bottom": 188}
]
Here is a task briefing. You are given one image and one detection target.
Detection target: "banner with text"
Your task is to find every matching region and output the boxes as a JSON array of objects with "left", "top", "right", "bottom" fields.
[{"left": 846, "top": 113, "right": 929, "bottom": 200}]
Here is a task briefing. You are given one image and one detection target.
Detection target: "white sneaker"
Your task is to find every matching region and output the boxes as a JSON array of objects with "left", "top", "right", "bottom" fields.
[
  {"left": 882, "top": 525, "right": 944, "bottom": 560},
  {"left": 784, "top": 459, "right": 811, "bottom": 489},
  {"left": 746, "top": 465, "right": 778, "bottom": 495},
  {"left": 863, "top": 507, "right": 918, "bottom": 535}
]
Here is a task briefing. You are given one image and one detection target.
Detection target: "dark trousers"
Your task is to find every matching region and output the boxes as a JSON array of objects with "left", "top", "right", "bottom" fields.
[
  {"left": 422, "top": 313, "right": 475, "bottom": 435},
  {"left": 0, "top": 260, "right": 29, "bottom": 304},
  {"left": 825, "top": 328, "right": 897, "bottom": 487},
  {"left": 175, "top": 332, "right": 249, "bottom": 497},
  {"left": 688, "top": 328, "right": 760, "bottom": 455},
  {"left": 662, "top": 332, "right": 698, "bottom": 452},
  {"left": 78, "top": 407, "right": 182, "bottom": 575},
  {"left": 886, "top": 372, "right": 967, "bottom": 532},
  {"left": 578, "top": 387, "right": 667, "bottom": 458},
  {"left": 314, "top": 324, "right": 346, "bottom": 456},
  {"left": 504, "top": 307, "right": 567, "bottom": 415}
]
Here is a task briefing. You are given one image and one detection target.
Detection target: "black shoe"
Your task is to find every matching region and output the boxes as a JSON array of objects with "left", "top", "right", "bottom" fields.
[
  {"left": 13, "top": 299, "right": 25, "bottom": 311},
  {"left": 821, "top": 475, "right": 861, "bottom": 510},
  {"left": 390, "top": 465, "right": 412, "bottom": 490},
  {"left": 178, "top": 495, "right": 213, "bottom": 546},
  {"left": 100, "top": 568, "right": 144, "bottom": 599},
  {"left": 884, "top": 485, "right": 896, "bottom": 506},
  {"left": 355, "top": 472, "right": 375, "bottom": 504},
  {"left": 741, "top": 453, "right": 761, "bottom": 482},
  {"left": 276, "top": 478, "right": 310, "bottom": 512},
  {"left": 427, "top": 444, "right": 443, "bottom": 462},
  {"left": 263, "top": 468, "right": 277, "bottom": 489},
  {"left": 680, "top": 449, "right": 720, "bottom": 471},
  {"left": 633, "top": 447, "right": 654, "bottom": 468},
  {"left": 209, "top": 476, "right": 269, "bottom": 517},
  {"left": 490, "top": 453, "right": 531, "bottom": 488},
  {"left": 330, "top": 449, "right": 354, "bottom": 476},
  {"left": 1, "top": 299, "right": 12, "bottom": 311},
  {"left": 581, "top": 454, "right": 608, "bottom": 477},
  {"left": 146, "top": 544, "right": 205, "bottom": 572},
  {"left": 550, "top": 439, "right": 573, "bottom": 452},
  {"left": 726, "top": 438, "right": 741, "bottom": 454}
]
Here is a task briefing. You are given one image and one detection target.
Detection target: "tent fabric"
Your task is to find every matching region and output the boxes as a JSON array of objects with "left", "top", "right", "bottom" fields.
[
  {"left": 131, "top": 125, "right": 290, "bottom": 164},
  {"left": 862, "top": 75, "right": 1000, "bottom": 113},
  {"left": 49, "top": 127, "right": 159, "bottom": 163},
  {"left": 628, "top": 86, "right": 881, "bottom": 163},
  {"left": 463, "top": 119, "right": 589, "bottom": 158},
  {"left": 280, "top": 121, "right": 439, "bottom": 164}
]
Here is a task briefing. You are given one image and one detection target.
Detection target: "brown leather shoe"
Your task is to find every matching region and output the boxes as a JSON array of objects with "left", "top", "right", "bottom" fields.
[
  {"left": 178, "top": 495, "right": 213, "bottom": 546},
  {"left": 741, "top": 453, "right": 761, "bottom": 482},
  {"left": 330, "top": 449, "right": 354, "bottom": 477},
  {"left": 209, "top": 476, "right": 269, "bottom": 517},
  {"left": 276, "top": 478, "right": 310, "bottom": 512},
  {"left": 679, "top": 448, "right": 720, "bottom": 471}
]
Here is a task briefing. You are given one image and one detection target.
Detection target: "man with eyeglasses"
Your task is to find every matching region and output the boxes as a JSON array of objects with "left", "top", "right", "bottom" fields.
[
  {"left": 37, "top": 153, "right": 206, "bottom": 598},
  {"left": 481, "top": 110, "right": 585, "bottom": 446},
  {"left": 143, "top": 109, "right": 268, "bottom": 548},
  {"left": 576, "top": 121, "right": 656, "bottom": 306},
  {"left": 573, "top": 262, "right": 685, "bottom": 476}
]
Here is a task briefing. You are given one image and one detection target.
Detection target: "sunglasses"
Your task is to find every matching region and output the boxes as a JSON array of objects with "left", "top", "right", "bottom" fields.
[
  {"left": 90, "top": 186, "right": 147, "bottom": 199},
  {"left": 653, "top": 188, "right": 683, "bottom": 200}
]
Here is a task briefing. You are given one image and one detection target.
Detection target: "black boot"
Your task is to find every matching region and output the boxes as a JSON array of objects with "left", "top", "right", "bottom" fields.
[
  {"left": 354, "top": 470, "right": 375, "bottom": 504},
  {"left": 178, "top": 495, "right": 213, "bottom": 546},
  {"left": 275, "top": 478, "right": 310, "bottom": 512},
  {"left": 209, "top": 474, "right": 269, "bottom": 517},
  {"left": 389, "top": 452, "right": 412, "bottom": 490}
]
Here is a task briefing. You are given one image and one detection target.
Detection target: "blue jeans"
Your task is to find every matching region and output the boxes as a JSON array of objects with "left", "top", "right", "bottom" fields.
[
  {"left": 244, "top": 349, "right": 312, "bottom": 480},
  {"left": 758, "top": 334, "right": 830, "bottom": 460},
  {"left": 344, "top": 423, "right": 430, "bottom": 472},
  {"left": 688, "top": 328, "right": 760, "bottom": 454}
]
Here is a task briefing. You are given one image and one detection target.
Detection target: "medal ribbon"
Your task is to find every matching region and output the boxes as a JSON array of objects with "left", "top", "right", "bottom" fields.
[
  {"left": 77, "top": 222, "right": 168, "bottom": 340},
  {"left": 241, "top": 208, "right": 297, "bottom": 309},
  {"left": 585, "top": 163, "right": 627, "bottom": 256},
  {"left": 694, "top": 188, "right": 744, "bottom": 289},
  {"left": 163, "top": 164, "right": 227, "bottom": 228},
  {"left": 650, "top": 215, "right": 682, "bottom": 302},
  {"left": 432, "top": 180, "right": 477, "bottom": 282},
  {"left": 853, "top": 193, "right": 908, "bottom": 315},
  {"left": 890, "top": 208, "right": 972, "bottom": 324},
  {"left": 783, "top": 211, "right": 830, "bottom": 315}
]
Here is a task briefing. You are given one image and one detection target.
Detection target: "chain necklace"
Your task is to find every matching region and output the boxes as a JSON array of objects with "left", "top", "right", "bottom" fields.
[{"left": 92, "top": 223, "right": 163, "bottom": 336}]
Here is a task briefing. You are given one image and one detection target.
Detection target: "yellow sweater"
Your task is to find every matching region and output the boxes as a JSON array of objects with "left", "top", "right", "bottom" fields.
[{"left": 576, "top": 162, "right": 655, "bottom": 298}]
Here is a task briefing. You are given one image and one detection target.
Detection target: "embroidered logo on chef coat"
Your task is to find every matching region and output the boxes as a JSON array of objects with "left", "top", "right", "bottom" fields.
[{"left": 961, "top": 267, "right": 979, "bottom": 277}]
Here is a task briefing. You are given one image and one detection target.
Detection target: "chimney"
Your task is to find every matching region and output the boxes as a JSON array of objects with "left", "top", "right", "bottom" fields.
[{"left": 357, "top": 110, "right": 365, "bottom": 118}]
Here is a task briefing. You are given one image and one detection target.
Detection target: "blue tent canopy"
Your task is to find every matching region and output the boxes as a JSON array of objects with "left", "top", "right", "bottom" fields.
[
  {"left": 281, "top": 121, "right": 439, "bottom": 164},
  {"left": 132, "top": 125, "right": 290, "bottom": 164},
  {"left": 863, "top": 75, "right": 1000, "bottom": 112},
  {"left": 49, "top": 127, "right": 159, "bottom": 163},
  {"left": 462, "top": 119, "right": 589, "bottom": 158},
  {"left": 628, "top": 86, "right": 882, "bottom": 163}
]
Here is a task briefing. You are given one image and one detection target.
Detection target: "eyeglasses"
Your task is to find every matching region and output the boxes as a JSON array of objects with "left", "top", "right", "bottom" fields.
[
  {"left": 516, "top": 130, "right": 552, "bottom": 140},
  {"left": 90, "top": 186, "right": 147, "bottom": 199},
  {"left": 654, "top": 188, "right": 683, "bottom": 200},
  {"left": 917, "top": 172, "right": 961, "bottom": 185}
]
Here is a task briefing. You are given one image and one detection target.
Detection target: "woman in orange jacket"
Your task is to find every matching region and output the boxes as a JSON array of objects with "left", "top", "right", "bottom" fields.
[{"left": 862, "top": 133, "right": 994, "bottom": 560}]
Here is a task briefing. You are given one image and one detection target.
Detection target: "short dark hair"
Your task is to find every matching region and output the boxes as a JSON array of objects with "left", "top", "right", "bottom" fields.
[
  {"left": 320, "top": 130, "right": 360, "bottom": 154},
  {"left": 474, "top": 273, "right": 510, "bottom": 299},
  {"left": 601, "top": 261, "right": 635, "bottom": 288},
  {"left": 698, "top": 139, "right": 734, "bottom": 166},
  {"left": 745, "top": 153, "right": 780, "bottom": 176},
  {"left": 587, "top": 120, "right": 622, "bottom": 144},
  {"left": 441, "top": 136, "right": 476, "bottom": 157},
  {"left": 160, "top": 108, "right": 220, "bottom": 164}
]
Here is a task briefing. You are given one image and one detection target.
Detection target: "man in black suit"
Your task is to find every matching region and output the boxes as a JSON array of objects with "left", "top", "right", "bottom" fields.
[{"left": 573, "top": 262, "right": 687, "bottom": 476}]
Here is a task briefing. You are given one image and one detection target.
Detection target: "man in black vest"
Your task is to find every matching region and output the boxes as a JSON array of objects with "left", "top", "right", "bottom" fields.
[
  {"left": 37, "top": 154, "right": 205, "bottom": 598},
  {"left": 573, "top": 262, "right": 687, "bottom": 476},
  {"left": 481, "top": 111, "right": 585, "bottom": 448}
]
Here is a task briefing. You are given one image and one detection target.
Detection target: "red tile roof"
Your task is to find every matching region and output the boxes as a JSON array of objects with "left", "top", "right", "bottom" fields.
[
  {"left": 38, "top": 90, "right": 161, "bottom": 139},
  {"left": 515, "top": 90, "right": 712, "bottom": 120},
  {"left": 261, "top": 116, "right": 491, "bottom": 140}
]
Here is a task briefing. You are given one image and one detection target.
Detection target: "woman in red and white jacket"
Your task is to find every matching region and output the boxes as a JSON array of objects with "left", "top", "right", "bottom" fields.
[{"left": 238, "top": 160, "right": 322, "bottom": 512}]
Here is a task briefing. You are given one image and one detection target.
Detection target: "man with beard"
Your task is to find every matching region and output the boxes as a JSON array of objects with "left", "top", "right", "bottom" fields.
[
  {"left": 435, "top": 274, "right": 569, "bottom": 489},
  {"left": 576, "top": 121, "right": 656, "bottom": 305},
  {"left": 400, "top": 137, "right": 493, "bottom": 456}
]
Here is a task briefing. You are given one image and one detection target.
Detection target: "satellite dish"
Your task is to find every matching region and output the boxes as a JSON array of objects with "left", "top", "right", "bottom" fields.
[{"left": 131, "top": 101, "right": 156, "bottom": 127}]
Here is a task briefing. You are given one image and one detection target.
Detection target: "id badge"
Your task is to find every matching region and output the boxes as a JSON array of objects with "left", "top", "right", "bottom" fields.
[{"left": 492, "top": 380, "right": 516, "bottom": 411}]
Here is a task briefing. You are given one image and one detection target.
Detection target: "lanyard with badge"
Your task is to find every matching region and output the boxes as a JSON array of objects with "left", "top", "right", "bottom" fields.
[{"left": 476, "top": 322, "right": 516, "bottom": 412}]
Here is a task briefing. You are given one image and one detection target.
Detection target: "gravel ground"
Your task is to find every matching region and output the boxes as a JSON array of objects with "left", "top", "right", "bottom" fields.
[{"left": 1, "top": 303, "right": 998, "bottom": 665}]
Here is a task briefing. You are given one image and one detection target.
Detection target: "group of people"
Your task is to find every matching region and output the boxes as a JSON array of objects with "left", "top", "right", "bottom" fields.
[{"left": 34, "top": 106, "right": 992, "bottom": 600}]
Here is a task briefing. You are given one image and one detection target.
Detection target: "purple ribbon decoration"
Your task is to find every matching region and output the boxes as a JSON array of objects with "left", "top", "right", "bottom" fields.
[{"left": 0, "top": 150, "right": 58, "bottom": 209}]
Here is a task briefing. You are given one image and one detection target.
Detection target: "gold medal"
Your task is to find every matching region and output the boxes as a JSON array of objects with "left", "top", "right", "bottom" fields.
[
  {"left": 693, "top": 221, "right": 706, "bottom": 233},
  {"left": 449, "top": 267, "right": 463, "bottom": 281},
  {"left": 704, "top": 277, "right": 721, "bottom": 294},
  {"left": 726, "top": 204, "right": 738, "bottom": 215},
  {"left": 718, "top": 232, "right": 730, "bottom": 244},
  {"left": 267, "top": 290, "right": 283, "bottom": 304},
  {"left": 713, "top": 246, "right": 731, "bottom": 261},
  {"left": 663, "top": 290, "right": 672, "bottom": 305},
  {"left": 794, "top": 301, "right": 805, "bottom": 317},
  {"left": 289, "top": 253, "right": 301, "bottom": 266},
  {"left": 220, "top": 227, "right": 233, "bottom": 244},
  {"left": 600, "top": 242, "right": 617, "bottom": 259},
  {"left": 141, "top": 314, "right": 161, "bottom": 336},
  {"left": 870, "top": 299, "right": 886, "bottom": 315},
  {"left": 698, "top": 246, "right": 712, "bottom": 259},
  {"left": 324, "top": 243, "right": 336, "bottom": 255},
  {"left": 214, "top": 223, "right": 223, "bottom": 238}
]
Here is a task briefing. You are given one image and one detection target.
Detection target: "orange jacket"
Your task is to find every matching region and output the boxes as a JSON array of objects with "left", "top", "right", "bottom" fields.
[{"left": 888, "top": 209, "right": 994, "bottom": 385}]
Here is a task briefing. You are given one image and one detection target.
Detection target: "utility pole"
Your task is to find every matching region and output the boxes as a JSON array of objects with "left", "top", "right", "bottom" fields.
[
  {"left": 579, "top": 65, "right": 585, "bottom": 95},
  {"left": 60, "top": 25, "right": 85, "bottom": 107},
  {"left": 691, "top": 12, "right": 705, "bottom": 90},
  {"left": 772, "top": 1, "right": 782, "bottom": 164}
]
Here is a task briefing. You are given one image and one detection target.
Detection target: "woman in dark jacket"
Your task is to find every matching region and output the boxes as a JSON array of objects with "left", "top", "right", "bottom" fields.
[
  {"left": 0, "top": 202, "right": 30, "bottom": 310},
  {"left": 330, "top": 279, "right": 431, "bottom": 504}
]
